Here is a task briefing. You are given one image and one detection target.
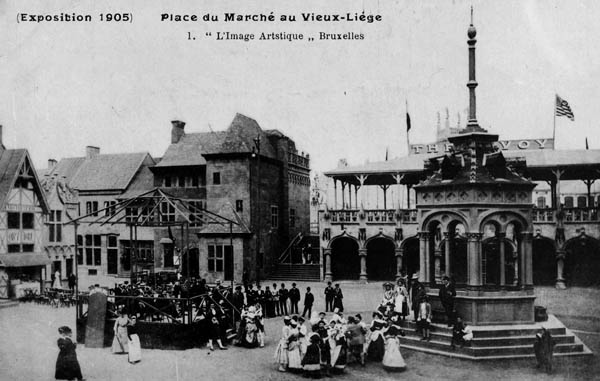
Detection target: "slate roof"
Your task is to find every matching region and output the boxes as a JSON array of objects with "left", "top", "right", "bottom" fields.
[
  {"left": 48, "top": 153, "right": 152, "bottom": 192},
  {"left": 155, "top": 113, "right": 278, "bottom": 168}
]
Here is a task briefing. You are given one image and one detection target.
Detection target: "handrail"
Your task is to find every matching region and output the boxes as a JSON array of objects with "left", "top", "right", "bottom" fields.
[{"left": 277, "top": 232, "right": 303, "bottom": 263}]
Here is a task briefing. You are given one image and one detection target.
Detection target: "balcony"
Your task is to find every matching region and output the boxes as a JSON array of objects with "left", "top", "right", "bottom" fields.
[
  {"left": 327, "top": 209, "right": 418, "bottom": 224},
  {"left": 532, "top": 207, "right": 600, "bottom": 223},
  {"left": 288, "top": 152, "right": 310, "bottom": 169}
]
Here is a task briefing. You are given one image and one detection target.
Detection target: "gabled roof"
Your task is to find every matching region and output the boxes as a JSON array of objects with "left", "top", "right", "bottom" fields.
[
  {"left": 58, "top": 153, "right": 153, "bottom": 192},
  {"left": 0, "top": 149, "right": 50, "bottom": 213},
  {"left": 155, "top": 113, "right": 279, "bottom": 168}
]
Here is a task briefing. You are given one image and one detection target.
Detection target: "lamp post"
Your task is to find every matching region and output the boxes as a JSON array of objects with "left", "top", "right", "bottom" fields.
[{"left": 252, "top": 135, "right": 261, "bottom": 286}]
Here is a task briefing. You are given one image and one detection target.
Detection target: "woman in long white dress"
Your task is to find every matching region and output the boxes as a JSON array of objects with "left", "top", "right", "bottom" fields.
[
  {"left": 394, "top": 280, "right": 410, "bottom": 320},
  {"left": 287, "top": 320, "right": 303, "bottom": 372},
  {"left": 112, "top": 310, "right": 129, "bottom": 354},
  {"left": 274, "top": 317, "right": 291, "bottom": 372},
  {"left": 382, "top": 316, "right": 406, "bottom": 372}
]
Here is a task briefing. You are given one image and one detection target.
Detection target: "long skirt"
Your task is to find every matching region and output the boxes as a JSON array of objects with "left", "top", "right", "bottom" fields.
[
  {"left": 112, "top": 327, "right": 129, "bottom": 353},
  {"left": 382, "top": 337, "right": 406, "bottom": 371},
  {"left": 128, "top": 334, "right": 142, "bottom": 363},
  {"left": 330, "top": 340, "right": 347, "bottom": 372},
  {"left": 55, "top": 352, "right": 83, "bottom": 380},
  {"left": 288, "top": 341, "right": 303, "bottom": 371},
  {"left": 274, "top": 340, "right": 288, "bottom": 366},
  {"left": 367, "top": 333, "right": 385, "bottom": 361}
]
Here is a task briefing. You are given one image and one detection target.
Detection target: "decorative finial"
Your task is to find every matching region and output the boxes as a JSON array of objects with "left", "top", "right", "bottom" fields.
[
  {"left": 468, "top": 7, "right": 477, "bottom": 39},
  {"left": 470, "top": 6, "right": 473, "bottom": 25}
]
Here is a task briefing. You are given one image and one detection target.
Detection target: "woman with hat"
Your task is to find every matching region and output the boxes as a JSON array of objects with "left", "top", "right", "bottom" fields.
[
  {"left": 301, "top": 332, "right": 322, "bottom": 378},
  {"left": 366, "top": 311, "right": 387, "bottom": 362},
  {"left": 328, "top": 320, "right": 348, "bottom": 374},
  {"left": 238, "top": 306, "right": 260, "bottom": 348},
  {"left": 127, "top": 315, "right": 142, "bottom": 364},
  {"left": 55, "top": 326, "right": 84, "bottom": 381},
  {"left": 287, "top": 317, "right": 303, "bottom": 372},
  {"left": 381, "top": 282, "right": 396, "bottom": 307},
  {"left": 394, "top": 278, "right": 409, "bottom": 321}
]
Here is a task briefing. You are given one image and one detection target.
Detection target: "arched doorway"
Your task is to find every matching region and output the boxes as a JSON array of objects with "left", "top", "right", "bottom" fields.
[
  {"left": 366, "top": 238, "right": 396, "bottom": 280},
  {"left": 402, "top": 237, "right": 420, "bottom": 280},
  {"left": 532, "top": 237, "right": 556, "bottom": 285},
  {"left": 331, "top": 237, "right": 360, "bottom": 280},
  {"left": 564, "top": 236, "right": 600, "bottom": 287}
]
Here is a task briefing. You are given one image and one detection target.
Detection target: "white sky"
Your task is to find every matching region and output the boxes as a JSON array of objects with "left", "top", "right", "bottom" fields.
[{"left": 1, "top": 0, "right": 599, "bottom": 175}]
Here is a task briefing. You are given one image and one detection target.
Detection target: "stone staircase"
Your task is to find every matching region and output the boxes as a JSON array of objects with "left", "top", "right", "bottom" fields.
[
  {"left": 269, "top": 264, "right": 321, "bottom": 281},
  {"left": 396, "top": 314, "right": 592, "bottom": 360}
]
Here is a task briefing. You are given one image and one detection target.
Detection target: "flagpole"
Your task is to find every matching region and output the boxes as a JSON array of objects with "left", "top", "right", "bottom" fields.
[
  {"left": 552, "top": 94, "right": 556, "bottom": 147},
  {"left": 406, "top": 99, "right": 410, "bottom": 154}
]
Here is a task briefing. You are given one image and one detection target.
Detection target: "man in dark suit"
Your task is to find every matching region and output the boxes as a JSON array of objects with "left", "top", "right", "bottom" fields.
[
  {"left": 278, "top": 283, "right": 289, "bottom": 315},
  {"left": 439, "top": 275, "right": 456, "bottom": 326},
  {"left": 231, "top": 286, "right": 245, "bottom": 319},
  {"left": 256, "top": 284, "right": 266, "bottom": 312},
  {"left": 302, "top": 286, "right": 314, "bottom": 318},
  {"left": 289, "top": 283, "right": 301, "bottom": 314},
  {"left": 324, "top": 281, "right": 334, "bottom": 312}
]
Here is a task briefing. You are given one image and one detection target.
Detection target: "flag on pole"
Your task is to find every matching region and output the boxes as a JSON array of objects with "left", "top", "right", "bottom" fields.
[
  {"left": 385, "top": 147, "right": 389, "bottom": 161},
  {"left": 555, "top": 94, "right": 575, "bottom": 121},
  {"left": 586, "top": 137, "right": 589, "bottom": 150},
  {"left": 406, "top": 111, "right": 412, "bottom": 132}
]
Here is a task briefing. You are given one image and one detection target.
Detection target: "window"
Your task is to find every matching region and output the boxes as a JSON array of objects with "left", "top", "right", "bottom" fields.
[
  {"left": 88, "top": 269, "right": 97, "bottom": 276},
  {"left": 236, "top": 200, "right": 243, "bottom": 213},
  {"left": 189, "top": 200, "right": 204, "bottom": 227},
  {"left": 160, "top": 202, "right": 175, "bottom": 223},
  {"left": 536, "top": 197, "right": 546, "bottom": 209},
  {"left": 164, "top": 177, "right": 172, "bottom": 187},
  {"left": 22, "top": 244, "right": 34, "bottom": 252},
  {"left": 125, "top": 207, "right": 138, "bottom": 223},
  {"left": 107, "top": 235, "right": 118, "bottom": 274},
  {"left": 564, "top": 196, "right": 574, "bottom": 208},
  {"left": 192, "top": 176, "right": 199, "bottom": 187},
  {"left": 81, "top": 234, "right": 101, "bottom": 266},
  {"left": 213, "top": 172, "right": 221, "bottom": 185},
  {"left": 8, "top": 245, "right": 20, "bottom": 253},
  {"left": 271, "top": 206, "right": 279, "bottom": 228},
  {"left": 179, "top": 176, "right": 186, "bottom": 188},
  {"left": 77, "top": 235, "right": 83, "bottom": 265},
  {"left": 290, "top": 208, "right": 296, "bottom": 228},
  {"left": 121, "top": 241, "right": 154, "bottom": 264},
  {"left": 577, "top": 196, "right": 587, "bottom": 208},
  {"left": 104, "top": 201, "right": 116, "bottom": 216},
  {"left": 7, "top": 212, "right": 34, "bottom": 230},
  {"left": 49, "top": 210, "right": 62, "bottom": 242},
  {"left": 208, "top": 244, "right": 231, "bottom": 272},
  {"left": 86, "top": 201, "right": 99, "bottom": 216}
]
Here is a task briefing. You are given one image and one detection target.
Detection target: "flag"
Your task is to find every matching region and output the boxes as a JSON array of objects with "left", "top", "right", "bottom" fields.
[
  {"left": 385, "top": 147, "right": 389, "bottom": 161},
  {"left": 555, "top": 94, "right": 574, "bottom": 121},
  {"left": 586, "top": 137, "right": 589, "bottom": 150},
  {"left": 406, "top": 112, "right": 412, "bottom": 132}
]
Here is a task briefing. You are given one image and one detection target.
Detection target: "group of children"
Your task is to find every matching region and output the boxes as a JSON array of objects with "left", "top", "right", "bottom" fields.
[{"left": 274, "top": 306, "right": 408, "bottom": 378}]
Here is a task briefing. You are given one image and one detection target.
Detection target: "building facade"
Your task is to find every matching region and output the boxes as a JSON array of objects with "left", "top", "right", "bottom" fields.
[{"left": 0, "top": 126, "right": 51, "bottom": 298}]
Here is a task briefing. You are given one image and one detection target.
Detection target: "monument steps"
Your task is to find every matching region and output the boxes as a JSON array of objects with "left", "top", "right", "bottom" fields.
[
  {"left": 395, "top": 315, "right": 592, "bottom": 360},
  {"left": 269, "top": 264, "right": 321, "bottom": 281}
]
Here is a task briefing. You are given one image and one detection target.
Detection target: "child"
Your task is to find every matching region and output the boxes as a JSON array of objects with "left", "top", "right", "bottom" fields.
[
  {"left": 417, "top": 296, "right": 432, "bottom": 341},
  {"left": 302, "top": 333, "right": 322, "bottom": 378},
  {"left": 55, "top": 326, "right": 84, "bottom": 381}
]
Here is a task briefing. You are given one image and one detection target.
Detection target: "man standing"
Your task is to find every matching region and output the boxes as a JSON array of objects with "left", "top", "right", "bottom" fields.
[
  {"left": 272, "top": 283, "right": 280, "bottom": 316},
  {"left": 68, "top": 273, "right": 77, "bottom": 292},
  {"left": 439, "top": 275, "right": 456, "bottom": 327},
  {"left": 232, "top": 286, "right": 245, "bottom": 319},
  {"left": 278, "top": 283, "right": 289, "bottom": 316},
  {"left": 333, "top": 283, "right": 344, "bottom": 312},
  {"left": 302, "top": 287, "right": 314, "bottom": 318},
  {"left": 256, "top": 284, "right": 266, "bottom": 312},
  {"left": 289, "top": 283, "right": 300, "bottom": 314},
  {"left": 324, "top": 281, "right": 334, "bottom": 312}
]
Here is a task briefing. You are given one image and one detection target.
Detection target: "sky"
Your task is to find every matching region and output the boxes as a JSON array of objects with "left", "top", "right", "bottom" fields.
[{"left": 1, "top": 0, "right": 600, "bottom": 176}]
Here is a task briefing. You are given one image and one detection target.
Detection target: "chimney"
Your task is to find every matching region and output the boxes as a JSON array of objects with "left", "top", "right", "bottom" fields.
[
  {"left": 171, "top": 120, "right": 186, "bottom": 144},
  {"left": 48, "top": 159, "right": 57, "bottom": 170},
  {"left": 85, "top": 146, "right": 100, "bottom": 159}
]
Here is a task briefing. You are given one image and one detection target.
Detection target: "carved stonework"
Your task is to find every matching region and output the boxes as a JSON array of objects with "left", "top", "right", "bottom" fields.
[
  {"left": 492, "top": 191, "right": 502, "bottom": 202},
  {"left": 434, "top": 193, "right": 443, "bottom": 202},
  {"left": 477, "top": 191, "right": 488, "bottom": 201},
  {"left": 459, "top": 191, "right": 469, "bottom": 201},
  {"left": 466, "top": 232, "right": 483, "bottom": 241},
  {"left": 447, "top": 192, "right": 456, "bottom": 202}
]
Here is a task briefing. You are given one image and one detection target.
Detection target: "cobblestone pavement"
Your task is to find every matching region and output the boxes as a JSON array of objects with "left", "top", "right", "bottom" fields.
[{"left": 0, "top": 283, "right": 597, "bottom": 381}]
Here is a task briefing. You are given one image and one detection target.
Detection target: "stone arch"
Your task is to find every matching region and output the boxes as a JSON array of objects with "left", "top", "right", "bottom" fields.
[
  {"left": 365, "top": 233, "right": 397, "bottom": 281},
  {"left": 421, "top": 211, "right": 470, "bottom": 234},
  {"left": 400, "top": 235, "right": 419, "bottom": 280},
  {"left": 478, "top": 211, "right": 530, "bottom": 234},
  {"left": 329, "top": 234, "right": 360, "bottom": 280},
  {"left": 564, "top": 234, "right": 600, "bottom": 286},
  {"left": 532, "top": 235, "right": 556, "bottom": 286},
  {"left": 327, "top": 232, "right": 360, "bottom": 249}
]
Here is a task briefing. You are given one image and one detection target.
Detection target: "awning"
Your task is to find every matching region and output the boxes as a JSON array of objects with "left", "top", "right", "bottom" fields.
[
  {"left": 159, "top": 238, "right": 173, "bottom": 244},
  {"left": 0, "top": 253, "right": 52, "bottom": 267}
]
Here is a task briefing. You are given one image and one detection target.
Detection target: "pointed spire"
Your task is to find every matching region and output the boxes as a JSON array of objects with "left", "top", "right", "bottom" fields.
[{"left": 465, "top": 7, "right": 483, "bottom": 132}]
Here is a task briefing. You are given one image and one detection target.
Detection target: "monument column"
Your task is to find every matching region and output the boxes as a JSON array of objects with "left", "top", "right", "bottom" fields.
[
  {"left": 418, "top": 232, "right": 430, "bottom": 283},
  {"left": 359, "top": 248, "right": 367, "bottom": 282},
  {"left": 324, "top": 248, "right": 332, "bottom": 282},
  {"left": 395, "top": 248, "right": 404, "bottom": 281},
  {"left": 434, "top": 247, "right": 442, "bottom": 284},
  {"left": 444, "top": 232, "right": 451, "bottom": 276},
  {"left": 556, "top": 249, "right": 566, "bottom": 289},
  {"left": 467, "top": 232, "right": 482, "bottom": 286},
  {"left": 521, "top": 232, "right": 533, "bottom": 286}
]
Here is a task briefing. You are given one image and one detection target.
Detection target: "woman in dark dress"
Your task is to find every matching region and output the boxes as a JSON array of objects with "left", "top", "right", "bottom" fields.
[
  {"left": 206, "top": 303, "right": 227, "bottom": 350},
  {"left": 55, "top": 326, "right": 84, "bottom": 381},
  {"left": 302, "top": 333, "right": 322, "bottom": 378}
]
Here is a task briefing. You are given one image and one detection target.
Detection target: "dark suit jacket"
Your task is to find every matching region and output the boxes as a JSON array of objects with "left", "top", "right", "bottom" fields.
[
  {"left": 304, "top": 292, "right": 314, "bottom": 306},
  {"left": 289, "top": 288, "right": 301, "bottom": 302}
]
